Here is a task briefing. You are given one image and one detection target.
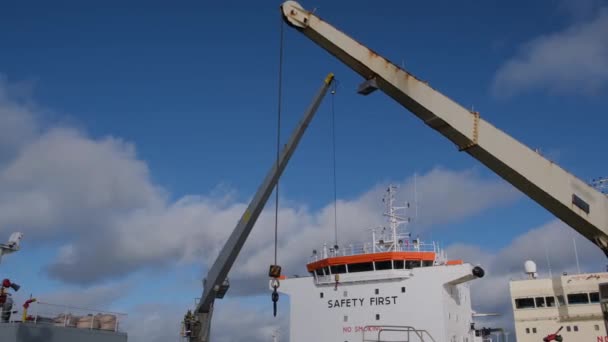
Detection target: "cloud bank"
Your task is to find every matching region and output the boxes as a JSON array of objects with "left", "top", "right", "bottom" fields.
[
  {"left": 493, "top": 7, "right": 608, "bottom": 96},
  {"left": 0, "top": 76, "right": 528, "bottom": 342}
]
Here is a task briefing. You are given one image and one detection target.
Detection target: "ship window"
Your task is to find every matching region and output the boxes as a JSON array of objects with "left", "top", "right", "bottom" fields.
[
  {"left": 320, "top": 292, "right": 324, "bottom": 298},
  {"left": 394, "top": 260, "right": 404, "bottom": 269},
  {"left": 590, "top": 292, "right": 600, "bottom": 303},
  {"left": 375, "top": 314, "right": 380, "bottom": 320},
  {"left": 546, "top": 296, "right": 556, "bottom": 307},
  {"left": 595, "top": 325, "right": 600, "bottom": 331},
  {"left": 315, "top": 268, "right": 324, "bottom": 276},
  {"left": 525, "top": 328, "right": 530, "bottom": 334},
  {"left": 532, "top": 328, "right": 537, "bottom": 333},
  {"left": 348, "top": 262, "right": 374, "bottom": 273},
  {"left": 375, "top": 261, "right": 392, "bottom": 270},
  {"left": 401, "top": 287, "right": 406, "bottom": 293},
  {"left": 566, "top": 326, "right": 571, "bottom": 332},
  {"left": 331, "top": 265, "right": 347, "bottom": 274},
  {"left": 573, "top": 325, "right": 578, "bottom": 332},
  {"left": 375, "top": 289, "right": 379, "bottom": 295},
  {"left": 515, "top": 298, "right": 535, "bottom": 309},
  {"left": 405, "top": 260, "right": 421, "bottom": 269},
  {"left": 568, "top": 293, "right": 589, "bottom": 305},
  {"left": 535, "top": 297, "right": 546, "bottom": 307},
  {"left": 423, "top": 260, "right": 433, "bottom": 267}
]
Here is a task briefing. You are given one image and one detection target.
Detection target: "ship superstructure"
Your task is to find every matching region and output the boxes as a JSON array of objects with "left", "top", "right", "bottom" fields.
[
  {"left": 510, "top": 261, "right": 608, "bottom": 342},
  {"left": 278, "top": 186, "right": 489, "bottom": 342}
]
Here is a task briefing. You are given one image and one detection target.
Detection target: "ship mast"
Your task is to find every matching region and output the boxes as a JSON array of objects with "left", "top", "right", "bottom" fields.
[{"left": 383, "top": 185, "right": 409, "bottom": 252}]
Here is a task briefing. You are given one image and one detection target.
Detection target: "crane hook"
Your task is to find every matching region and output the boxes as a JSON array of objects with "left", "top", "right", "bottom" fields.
[{"left": 270, "top": 278, "right": 280, "bottom": 317}]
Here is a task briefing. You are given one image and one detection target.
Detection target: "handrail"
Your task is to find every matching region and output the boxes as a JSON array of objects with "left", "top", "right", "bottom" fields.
[{"left": 362, "top": 325, "right": 437, "bottom": 342}]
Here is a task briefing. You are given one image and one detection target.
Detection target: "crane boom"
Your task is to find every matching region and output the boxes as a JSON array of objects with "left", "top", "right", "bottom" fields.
[
  {"left": 187, "top": 73, "right": 335, "bottom": 342},
  {"left": 280, "top": 1, "right": 608, "bottom": 255}
]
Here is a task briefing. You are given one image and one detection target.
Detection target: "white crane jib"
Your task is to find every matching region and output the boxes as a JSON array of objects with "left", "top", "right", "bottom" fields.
[{"left": 280, "top": 1, "right": 608, "bottom": 256}]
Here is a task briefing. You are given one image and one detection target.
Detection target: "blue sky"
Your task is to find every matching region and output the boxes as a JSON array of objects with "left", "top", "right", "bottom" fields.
[{"left": 1, "top": 1, "right": 607, "bottom": 341}]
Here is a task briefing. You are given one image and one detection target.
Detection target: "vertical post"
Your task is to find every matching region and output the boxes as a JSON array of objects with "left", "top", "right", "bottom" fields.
[
  {"left": 573, "top": 238, "right": 581, "bottom": 274},
  {"left": 372, "top": 230, "right": 376, "bottom": 253},
  {"left": 544, "top": 244, "right": 553, "bottom": 277}
]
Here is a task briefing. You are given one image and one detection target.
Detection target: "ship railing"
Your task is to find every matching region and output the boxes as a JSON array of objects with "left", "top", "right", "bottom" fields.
[
  {"left": 361, "top": 325, "right": 437, "bottom": 342},
  {"left": 310, "top": 241, "right": 437, "bottom": 262},
  {"left": 13, "top": 301, "right": 127, "bottom": 333}
]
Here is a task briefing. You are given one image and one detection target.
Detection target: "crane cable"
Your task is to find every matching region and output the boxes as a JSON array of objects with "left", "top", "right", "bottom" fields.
[
  {"left": 269, "top": 15, "right": 285, "bottom": 318},
  {"left": 274, "top": 10, "right": 284, "bottom": 270},
  {"left": 331, "top": 81, "right": 339, "bottom": 248}
]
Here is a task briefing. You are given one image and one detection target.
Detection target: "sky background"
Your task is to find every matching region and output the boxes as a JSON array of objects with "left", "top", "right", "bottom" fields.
[{"left": 0, "top": 0, "right": 607, "bottom": 341}]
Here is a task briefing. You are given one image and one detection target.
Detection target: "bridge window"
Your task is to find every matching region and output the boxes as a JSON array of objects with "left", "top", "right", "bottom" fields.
[
  {"left": 545, "top": 296, "right": 556, "bottom": 307},
  {"left": 423, "top": 260, "right": 433, "bottom": 267},
  {"left": 405, "top": 260, "right": 421, "bottom": 269},
  {"left": 567, "top": 293, "right": 589, "bottom": 305},
  {"left": 315, "top": 268, "right": 324, "bottom": 276},
  {"left": 375, "top": 261, "right": 392, "bottom": 270},
  {"left": 348, "top": 262, "right": 374, "bottom": 273},
  {"left": 394, "top": 260, "right": 404, "bottom": 269},
  {"left": 331, "top": 265, "right": 347, "bottom": 274},
  {"left": 515, "top": 298, "right": 535, "bottom": 309},
  {"left": 590, "top": 292, "right": 600, "bottom": 303},
  {"left": 557, "top": 295, "right": 565, "bottom": 305},
  {"left": 535, "top": 297, "right": 545, "bottom": 307}
]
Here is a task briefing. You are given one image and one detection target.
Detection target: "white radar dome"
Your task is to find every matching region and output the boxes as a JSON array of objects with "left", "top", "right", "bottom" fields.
[{"left": 524, "top": 260, "right": 537, "bottom": 274}]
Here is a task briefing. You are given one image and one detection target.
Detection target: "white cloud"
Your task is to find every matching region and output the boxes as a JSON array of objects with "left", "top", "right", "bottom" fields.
[
  {"left": 42, "top": 166, "right": 517, "bottom": 287},
  {"left": 493, "top": 8, "right": 608, "bottom": 96},
  {"left": 0, "top": 76, "right": 520, "bottom": 286},
  {"left": 558, "top": 0, "right": 604, "bottom": 20},
  {"left": 0, "top": 76, "right": 521, "bottom": 341},
  {"left": 0, "top": 76, "right": 39, "bottom": 163}
]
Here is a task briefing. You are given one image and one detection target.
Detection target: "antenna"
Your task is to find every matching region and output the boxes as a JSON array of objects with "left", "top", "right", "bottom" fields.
[
  {"left": 544, "top": 243, "right": 553, "bottom": 278},
  {"left": 573, "top": 238, "right": 581, "bottom": 274},
  {"left": 383, "top": 185, "right": 410, "bottom": 251},
  {"left": 414, "top": 173, "right": 419, "bottom": 222}
]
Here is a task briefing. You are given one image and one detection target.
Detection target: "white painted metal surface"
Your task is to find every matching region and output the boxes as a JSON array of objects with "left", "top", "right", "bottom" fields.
[
  {"left": 510, "top": 271, "right": 608, "bottom": 342},
  {"left": 278, "top": 186, "right": 488, "bottom": 342},
  {"left": 279, "top": 264, "right": 481, "bottom": 342},
  {"left": 280, "top": 1, "right": 608, "bottom": 256}
]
